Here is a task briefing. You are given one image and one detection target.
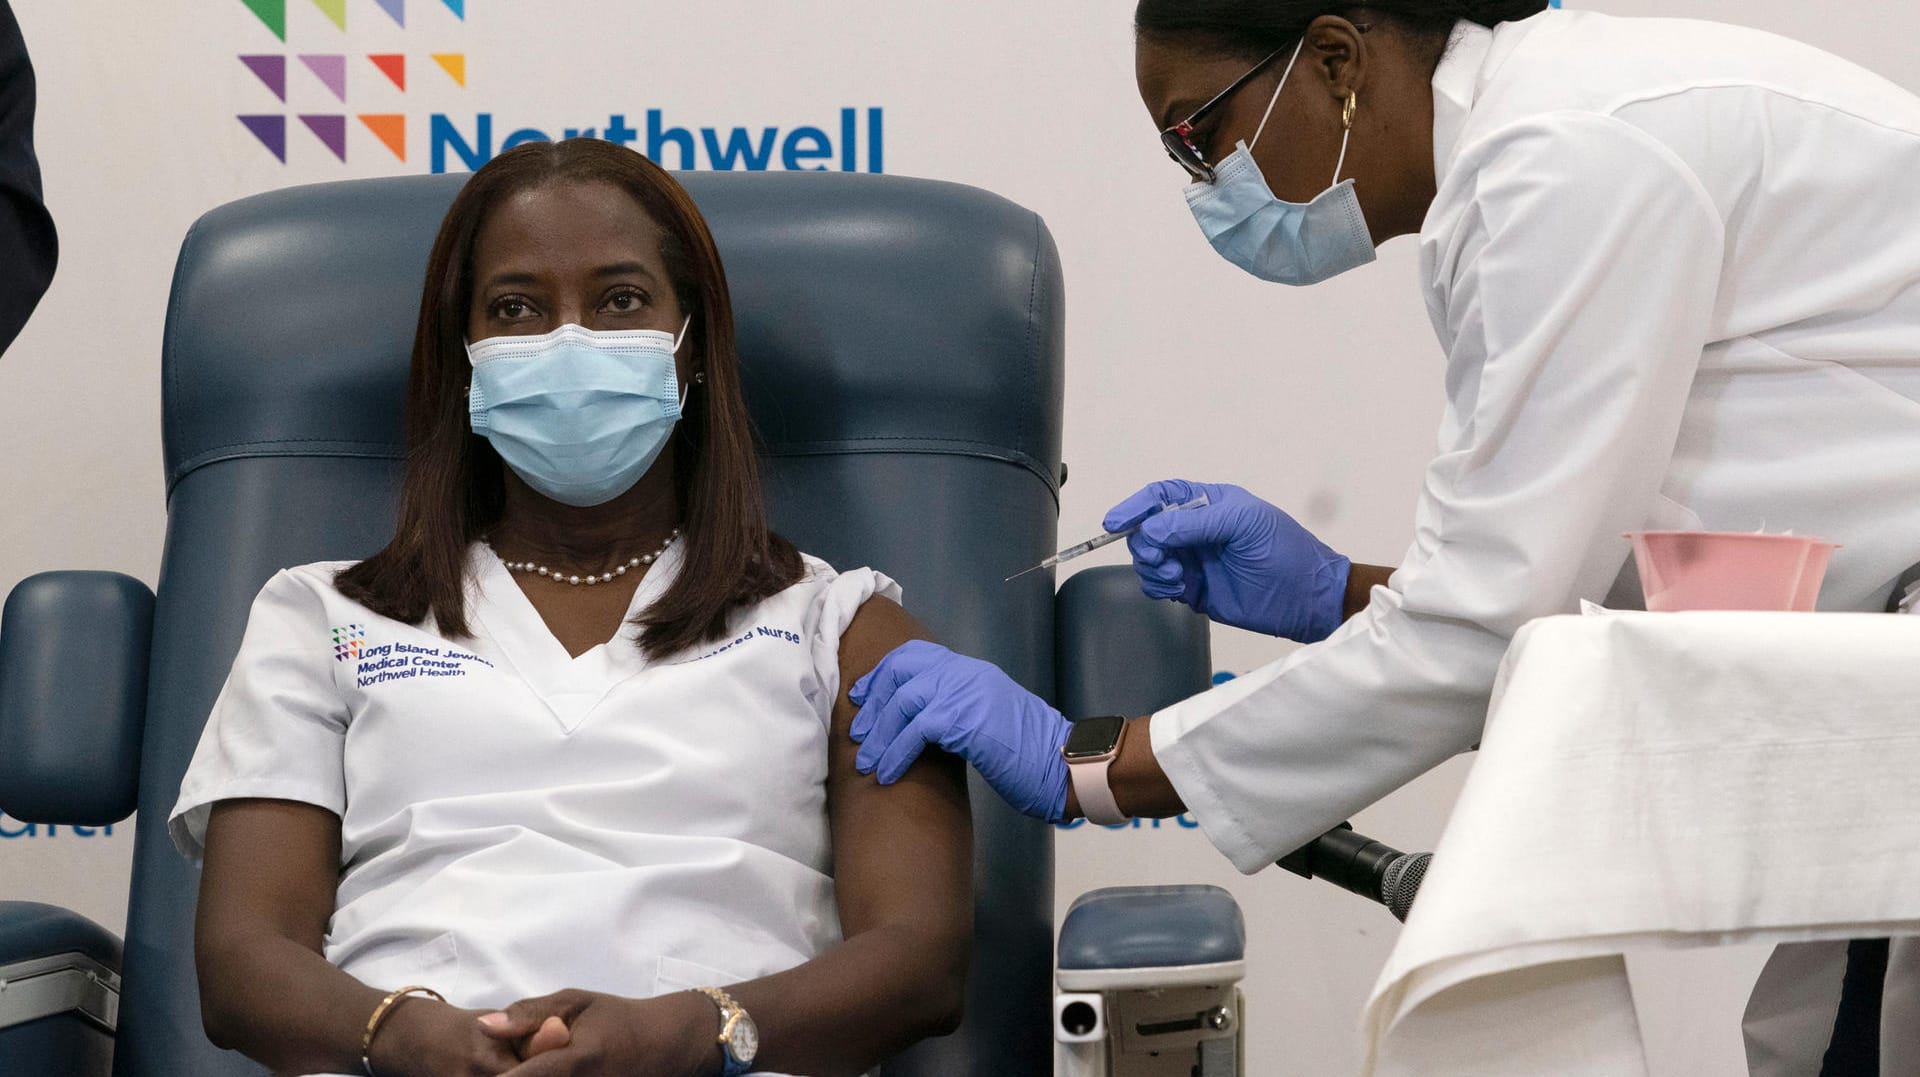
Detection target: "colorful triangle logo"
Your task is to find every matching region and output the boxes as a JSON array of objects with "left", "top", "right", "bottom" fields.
[
  {"left": 441, "top": 0, "right": 465, "bottom": 18},
  {"left": 239, "top": 54, "right": 287, "bottom": 101},
  {"left": 360, "top": 114, "right": 406, "bottom": 161},
  {"left": 368, "top": 53, "right": 406, "bottom": 91},
  {"left": 374, "top": 0, "right": 405, "bottom": 27},
  {"left": 239, "top": 114, "right": 287, "bottom": 162},
  {"left": 308, "top": 0, "right": 347, "bottom": 31},
  {"left": 299, "top": 54, "right": 347, "bottom": 102},
  {"left": 300, "top": 114, "right": 348, "bottom": 162},
  {"left": 239, "top": 0, "right": 286, "bottom": 41},
  {"left": 431, "top": 53, "right": 466, "bottom": 87}
]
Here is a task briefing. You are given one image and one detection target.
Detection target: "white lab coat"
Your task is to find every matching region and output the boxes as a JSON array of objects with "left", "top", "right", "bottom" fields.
[
  {"left": 171, "top": 543, "right": 896, "bottom": 1077},
  {"left": 1151, "top": 10, "right": 1920, "bottom": 1066}
]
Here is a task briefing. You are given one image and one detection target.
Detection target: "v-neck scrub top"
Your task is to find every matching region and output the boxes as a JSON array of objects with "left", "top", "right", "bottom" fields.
[{"left": 170, "top": 541, "right": 899, "bottom": 1017}]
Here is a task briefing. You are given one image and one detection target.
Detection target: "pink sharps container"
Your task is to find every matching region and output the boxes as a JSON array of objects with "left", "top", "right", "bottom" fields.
[{"left": 1626, "top": 531, "right": 1840, "bottom": 612}]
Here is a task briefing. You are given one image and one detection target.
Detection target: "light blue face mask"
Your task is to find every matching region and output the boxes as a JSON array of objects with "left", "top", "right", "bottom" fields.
[
  {"left": 467, "top": 320, "right": 690, "bottom": 508},
  {"left": 1183, "top": 39, "right": 1378, "bottom": 286}
]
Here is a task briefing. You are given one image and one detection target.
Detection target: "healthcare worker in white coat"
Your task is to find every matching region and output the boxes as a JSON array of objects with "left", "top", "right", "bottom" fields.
[{"left": 849, "top": 1, "right": 1920, "bottom": 1070}]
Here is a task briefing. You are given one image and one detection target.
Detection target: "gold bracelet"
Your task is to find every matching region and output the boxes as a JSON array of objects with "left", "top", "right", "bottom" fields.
[{"left": 360, "top": 984, "right": 446, "bottom": 1077}]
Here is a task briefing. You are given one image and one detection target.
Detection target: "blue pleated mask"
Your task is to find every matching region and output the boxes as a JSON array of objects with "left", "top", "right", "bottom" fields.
[
  {"left": 467, "top": 319, "right": 689, "bottom": 507},
  {"left": 1183, "top": 40, "right": 1378, "bottom": 287}
]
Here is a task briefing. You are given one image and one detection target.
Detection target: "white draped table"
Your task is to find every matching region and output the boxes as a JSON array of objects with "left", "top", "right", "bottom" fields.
[{"left": 1363, "top": 612, "right": 1920, "bottom": 1076}]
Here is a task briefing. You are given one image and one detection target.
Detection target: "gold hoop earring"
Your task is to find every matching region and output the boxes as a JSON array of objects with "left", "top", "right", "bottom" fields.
[{"left": 1343, "top": 93, "right": 1359, "bottom": 130}]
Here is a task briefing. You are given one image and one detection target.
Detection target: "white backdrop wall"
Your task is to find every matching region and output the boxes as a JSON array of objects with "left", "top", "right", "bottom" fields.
[{"left": 4, "top": 2, "right": 1917, "bottom": 1073}]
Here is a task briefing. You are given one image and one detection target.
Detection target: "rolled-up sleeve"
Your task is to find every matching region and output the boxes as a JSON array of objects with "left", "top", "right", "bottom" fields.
[
  {"left": 169, "top": 569, "right": 351, "bottom": 863},
  {"left": 1154, "top": 113, "right": 1728, "bottom": 872},
  {"left": 801, "top": 560, "right": 903, "bottom": 724}
]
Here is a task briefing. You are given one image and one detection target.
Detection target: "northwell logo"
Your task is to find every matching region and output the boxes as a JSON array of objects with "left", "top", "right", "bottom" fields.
[
  {"left": 331, "top": 623, "right": 368, "bottom": 662},
  {"left": 231, "top": 0, "right": 888, "bottom": 175},
  {"left": 235, "top": 0, "right": 466, "bottom": 164}
]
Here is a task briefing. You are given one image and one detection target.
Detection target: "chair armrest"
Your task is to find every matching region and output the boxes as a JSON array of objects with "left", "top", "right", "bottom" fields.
[
  {"left": 0, "top": 902, "right": 122, "bottom": 1032},
  {"left": 1056, "top": 885, "right": 1245, "bottom": 991},
  {"left": 1053, "top": 572, "right": 1242, "bottom": 992},
  {"left": 1054, "top": 565, "right": 1212, "bottom": 720},
  {"left": 0, "top": 572, "right": 154, "bottom": 825}
]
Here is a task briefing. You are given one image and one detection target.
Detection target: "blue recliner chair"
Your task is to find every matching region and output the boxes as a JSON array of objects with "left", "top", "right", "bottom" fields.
[{"left": 0, "top": 170, "right": 1216, "bottom": 1076}]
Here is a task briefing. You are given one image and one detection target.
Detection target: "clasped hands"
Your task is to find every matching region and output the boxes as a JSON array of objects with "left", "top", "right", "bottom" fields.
[{"left": 370, "top": 987, "right": 719, "bottom": 1077}]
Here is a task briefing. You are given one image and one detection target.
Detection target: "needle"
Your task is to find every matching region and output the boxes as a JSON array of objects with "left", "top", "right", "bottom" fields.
[{"left": 1005, "top": 493, "right": 1211, "bottom": 582}]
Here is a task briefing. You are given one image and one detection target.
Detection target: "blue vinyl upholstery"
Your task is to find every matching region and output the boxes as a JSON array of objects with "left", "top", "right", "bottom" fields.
[
  {"left": 1052, "top": 567, "right": 1242, "bottom": 976},
  {"left": 10, "top": 169, "right": 1069, "bottom": 1077},
  {"left": 1058, "top": 886, "right": 1247, "bottom": 971},
  {"left": 0, "top": 573, "right": 152, "bottom": 826},
  {"left": 0, "top": 902, "right": 122, "bottom": 1077},
  {"left": 1054, "top": 565, "right": 1213, "bottom": 721},
  {"left": 0, "top": 902, "right": 124, "bottom": 975}
]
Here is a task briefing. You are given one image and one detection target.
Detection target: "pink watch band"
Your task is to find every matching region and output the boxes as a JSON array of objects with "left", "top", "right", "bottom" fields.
[{"left": 1067, "top": 726, "right": 1128, "bottom": 826}]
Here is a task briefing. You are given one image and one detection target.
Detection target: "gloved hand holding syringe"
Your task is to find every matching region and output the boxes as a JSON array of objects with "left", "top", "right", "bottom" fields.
[
  {"left": 1005, "top": 492, "right": 1212, "bottom": 581},
  {"left": 856, "top": 479, "right": 1351, "bottom": 826}
]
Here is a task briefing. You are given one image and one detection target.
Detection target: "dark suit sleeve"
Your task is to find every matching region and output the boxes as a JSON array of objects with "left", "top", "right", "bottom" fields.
[{"left": 0, "top": 0, "right": 57, "bottom": 356}]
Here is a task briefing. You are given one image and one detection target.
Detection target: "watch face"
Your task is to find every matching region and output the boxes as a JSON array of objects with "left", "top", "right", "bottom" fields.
[
  {"left": 1062, "top": 715, "right": 1127, "bottom": 760},
  {"left": 728, "top": 1013, "right": 759, "bottom": 1062}
]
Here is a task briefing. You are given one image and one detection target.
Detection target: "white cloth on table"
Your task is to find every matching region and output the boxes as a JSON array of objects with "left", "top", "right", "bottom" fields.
[
  {"left": 1362, "top": 612, "right": 1920, "bottom": 1075},
  {"left": 1150, "top": 9, "right": 1920, "bottom": 876},
  {"left": 171, "top": 542, "right": 898, "bottom": 1077}
]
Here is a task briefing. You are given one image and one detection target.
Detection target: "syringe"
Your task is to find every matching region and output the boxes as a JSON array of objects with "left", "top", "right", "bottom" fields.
[{"left": 1005, "top": 492, "right": 1211, "bottom": 582}]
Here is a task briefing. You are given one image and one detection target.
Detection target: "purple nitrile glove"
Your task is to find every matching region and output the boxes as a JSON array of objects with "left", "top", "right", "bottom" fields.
[
  {"left": 1105, "top": 479, "right": 1351, "bottom": 643},
  {"left": 849, "top": 640, "right": 1071, "bottom": 823}
]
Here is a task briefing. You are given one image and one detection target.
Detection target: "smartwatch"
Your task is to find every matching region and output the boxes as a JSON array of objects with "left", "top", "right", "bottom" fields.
[{"left": 1061, "top": 715, "right": 1130, "bottom": 825}]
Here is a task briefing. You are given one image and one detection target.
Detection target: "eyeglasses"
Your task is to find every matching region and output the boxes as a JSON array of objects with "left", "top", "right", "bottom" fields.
[
  {"left": 1159, "top": 44, "right": 1292, "bottom": 183},
  {"left": 1159, "top": 25, "right": 1369, "bottom": 183}
]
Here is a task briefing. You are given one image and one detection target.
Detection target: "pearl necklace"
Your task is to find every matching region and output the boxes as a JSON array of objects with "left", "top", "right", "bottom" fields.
[{"left": 491, "top": 528, "right": 680, "bottom": 587}]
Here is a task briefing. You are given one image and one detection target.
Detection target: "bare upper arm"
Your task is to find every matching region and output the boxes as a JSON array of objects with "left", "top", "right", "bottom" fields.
[
  {"left": 197, "top": 799, "right": 342, "bottom": 958},
  {"left": 826, "top": 596, "right": 972, "bottom": 939}
]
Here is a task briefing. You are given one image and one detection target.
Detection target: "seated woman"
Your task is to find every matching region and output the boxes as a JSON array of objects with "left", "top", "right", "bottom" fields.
[{"left": 168, "top": 139, "right": 971, "bottom": 1077}]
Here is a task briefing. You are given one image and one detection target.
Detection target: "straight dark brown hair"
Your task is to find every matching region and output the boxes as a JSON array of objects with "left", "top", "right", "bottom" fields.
[{"left": 336, "top": 139, "right": 802, "bottom": 658}]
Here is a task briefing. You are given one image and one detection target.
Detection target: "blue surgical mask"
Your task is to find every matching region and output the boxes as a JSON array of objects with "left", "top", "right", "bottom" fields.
[
  {"left": 1184, "top": 39, "right": 1377, "bottom": 286},
  {"left": 467, "top": 320, "right": 690, "bottom": 507}
]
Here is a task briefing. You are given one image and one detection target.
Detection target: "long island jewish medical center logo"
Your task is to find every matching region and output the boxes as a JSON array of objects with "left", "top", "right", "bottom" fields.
[
  {"left": 324, "top": 622, "right": 496, "bottom": 685},
  {"left": 228, "top": 0, "right": 888, "bottom": 175}
]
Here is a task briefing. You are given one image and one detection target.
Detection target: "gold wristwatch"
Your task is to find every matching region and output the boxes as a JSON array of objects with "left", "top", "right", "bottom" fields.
[{"left": 695, "top": 986, "right": 759, "bottom": 1076}]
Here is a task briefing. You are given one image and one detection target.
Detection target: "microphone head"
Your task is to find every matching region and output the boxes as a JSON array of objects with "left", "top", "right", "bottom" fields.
[{"left": 1381, "top": 852, "right": 1431, "bottom": 922}]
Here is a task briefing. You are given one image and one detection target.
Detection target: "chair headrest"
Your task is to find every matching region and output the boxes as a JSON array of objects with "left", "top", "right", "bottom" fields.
[{"left": 162, "top": 170, "right": 1063, "bottom": 498}]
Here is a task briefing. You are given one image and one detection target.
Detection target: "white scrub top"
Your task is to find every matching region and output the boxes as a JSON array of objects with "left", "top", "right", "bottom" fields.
[
  {"left": 171, "top": 541, "right": 898, "bottom": 1019},
  {"left": 1154, "top": 11, "right": 1920, "bottom": 873}
]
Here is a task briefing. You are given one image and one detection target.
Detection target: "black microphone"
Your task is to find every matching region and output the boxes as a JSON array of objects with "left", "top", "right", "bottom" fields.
[{"left": 1277, "top": 823, "right": 1433, "bottom": 922}]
